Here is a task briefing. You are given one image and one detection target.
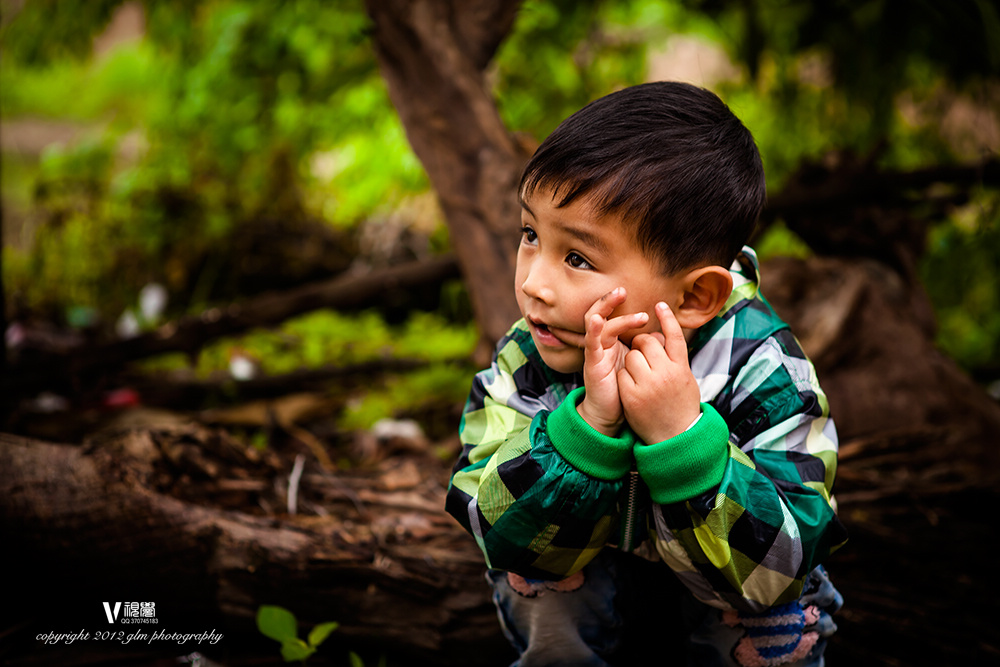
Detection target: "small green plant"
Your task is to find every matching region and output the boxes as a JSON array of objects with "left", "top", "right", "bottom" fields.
[
  {"left": 256, "top": 604, "right": 338, "bottom": 663},
  {"left": 348, "top": 651, "right": 387, "bottom": 667}
]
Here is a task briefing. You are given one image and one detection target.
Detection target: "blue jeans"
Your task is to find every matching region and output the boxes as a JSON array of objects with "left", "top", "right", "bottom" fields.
[{"left": 487, "top": 551, "right": 842, "bottom": 667}]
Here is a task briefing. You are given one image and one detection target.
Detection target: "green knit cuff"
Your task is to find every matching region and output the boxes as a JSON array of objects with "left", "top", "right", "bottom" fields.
[
  {"left": 545, "top": 387, "right": 636, "bottom": 480},
  {"left": 634, "top": 403, "right": 730, "bottom": 504}
]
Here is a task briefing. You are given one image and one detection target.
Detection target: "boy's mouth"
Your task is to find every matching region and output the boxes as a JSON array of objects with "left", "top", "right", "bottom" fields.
[{"left": 527, "top": 317, "right": 578, "bottom": 348}]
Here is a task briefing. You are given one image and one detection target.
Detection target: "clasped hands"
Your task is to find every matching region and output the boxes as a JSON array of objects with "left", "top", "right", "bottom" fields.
[{"left": 561, "top": 287, "right": 702, "bottom": 444}]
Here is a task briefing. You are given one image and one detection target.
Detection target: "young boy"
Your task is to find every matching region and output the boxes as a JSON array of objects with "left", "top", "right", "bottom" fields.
[{"left": 445, "top": 82, "right": 847, "bottom": 667}]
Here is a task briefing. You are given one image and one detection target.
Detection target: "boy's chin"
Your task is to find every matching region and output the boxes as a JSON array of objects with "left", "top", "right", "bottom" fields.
[{"left": 536, "top": 347, "right": 584, "bottom": 375}]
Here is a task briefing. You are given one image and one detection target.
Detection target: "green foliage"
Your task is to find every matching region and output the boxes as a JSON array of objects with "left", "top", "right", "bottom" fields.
[
  {"left": 2, "top": 0, "right": 431, "bottom": 325},
  {"left": 256, "top": 604, "right": 338, "bottom": 663},
  {"left": 125, "top": 0, "right": 425, "bottom": 230},
  {"left": 496, "top": 0, "right": 686, "bottom": 137},
  {"left": 0, "top": 41, "right": 161, "bottom": 122},
  {"left": 921, "top": 191, "right": 1000, "bottom": 370},
  {"left": 4, "top": 136, "right": 126, "bottom": 317},
  {"left": 753, "top": 221, "right": 812, "bottom": 262}
]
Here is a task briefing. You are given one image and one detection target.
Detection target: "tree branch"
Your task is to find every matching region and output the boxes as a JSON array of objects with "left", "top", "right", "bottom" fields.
[{"left": 3, "top": 255, "right": 461, "bottom": 399}]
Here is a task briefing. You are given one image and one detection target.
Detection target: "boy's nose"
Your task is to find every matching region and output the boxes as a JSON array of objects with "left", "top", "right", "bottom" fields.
[{"left": 520, "top": 263, "right": 556, "bottom": 305}]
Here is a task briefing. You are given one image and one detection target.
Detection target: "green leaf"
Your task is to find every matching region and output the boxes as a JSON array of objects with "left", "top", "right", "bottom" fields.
[
  {"left": 256, "top": 605, "right": 299, "bottom": 642},
  {"left": 280, "top": 638, "right": 315, "bottom": 663},
  {"left": 307, "top": 621, "right": 339, "bottom": 648},
  {"left": 348, "top": 652, "right": 365, "bottom": 667}
]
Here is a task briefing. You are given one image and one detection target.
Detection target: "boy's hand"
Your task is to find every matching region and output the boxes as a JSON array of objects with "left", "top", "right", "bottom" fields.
[
  {"left": 618, "top": 302, "right": 702, "bottom": 443},
  {"left": 575, "top": 288, "right": 649, "bottom": 436}
]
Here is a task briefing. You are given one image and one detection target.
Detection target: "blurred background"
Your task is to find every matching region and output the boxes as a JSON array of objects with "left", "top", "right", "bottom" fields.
[
  {"left": 2, "top": 0, "right": 997, "bottom": 425},
  {"left": 1, "top": 1, "right": 999, "bottom": 665}
]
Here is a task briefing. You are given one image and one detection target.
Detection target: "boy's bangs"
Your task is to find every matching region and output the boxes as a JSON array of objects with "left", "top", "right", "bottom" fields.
[{"left": 520, "top": 162, "right": 645, "bottom": 221}]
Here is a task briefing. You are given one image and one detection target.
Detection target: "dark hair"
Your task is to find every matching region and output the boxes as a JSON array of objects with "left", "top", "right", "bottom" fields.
[{"left": 519, "top": 81, "right": 765, "bottom": 274}]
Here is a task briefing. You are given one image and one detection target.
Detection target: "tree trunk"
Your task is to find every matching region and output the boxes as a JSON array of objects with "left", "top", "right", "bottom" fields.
[{"left": 364, "top": 0, "right": 528, "bottom": 348}]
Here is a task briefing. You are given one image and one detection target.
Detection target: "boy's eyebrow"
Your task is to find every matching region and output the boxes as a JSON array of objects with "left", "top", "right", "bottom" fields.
[
  {"left": 520, "top": 199, "right": 535, "bottom": 218},
  {"left": 520, "top": 200, "right": 610, "bottom": 255},
  {"left": 560, "top": 222, "right": 609, "bottom": 255}
]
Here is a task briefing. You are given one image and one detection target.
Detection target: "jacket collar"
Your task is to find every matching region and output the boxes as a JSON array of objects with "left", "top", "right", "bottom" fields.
[{"left": 719, "top": 245, "right": 761, "bottom": 319}]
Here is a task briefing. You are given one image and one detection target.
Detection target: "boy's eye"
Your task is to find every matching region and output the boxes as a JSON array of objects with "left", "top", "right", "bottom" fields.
[
  {"left": 521, "top": 227, "right": 538, "bottom": 245},
  {"left": 566, "top": 252, "right": 593, "bottom": 270}
]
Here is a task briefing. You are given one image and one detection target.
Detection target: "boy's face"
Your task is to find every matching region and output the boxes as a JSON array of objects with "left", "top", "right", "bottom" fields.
[{"left": 515, "top": 187, "right": 687, "bottom": 374}]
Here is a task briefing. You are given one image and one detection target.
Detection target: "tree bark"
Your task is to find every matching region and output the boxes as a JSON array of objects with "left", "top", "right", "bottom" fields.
[{"left": 364, "top": 0, "right": 528, "bottom": 348}]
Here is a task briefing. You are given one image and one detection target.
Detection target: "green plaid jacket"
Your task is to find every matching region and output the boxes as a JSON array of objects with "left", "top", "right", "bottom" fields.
[{"left": 445, "top": 248, "right": 848, "bottom": 612}]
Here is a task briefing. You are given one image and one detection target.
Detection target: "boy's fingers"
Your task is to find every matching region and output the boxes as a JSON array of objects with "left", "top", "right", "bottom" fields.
[
  {"left": 623, "top": 347, "right": 652, "bottom": 377},
  {"left": 584, "top": 314, "right": 606, "bottom": 353},
  {"left": 585, "top": 314, "right": 622, "bottom": 356},
  {"left": 582, "top": 289, "right": 622, "bottom": 354},
  {"left": 616, "top": 367, "right": 636, "bottom": 393},
  {"left": 604, "top": 311, "right": 649, "bottom": 341},
  {"left": 629, "top": 333, "right": 666, "bottom": 365},
  {"left": 655, "top": 302, "right": 688, "bottom": 362},
  {"left": 587, "top": 287, "right": 627, "bottom": 321}
]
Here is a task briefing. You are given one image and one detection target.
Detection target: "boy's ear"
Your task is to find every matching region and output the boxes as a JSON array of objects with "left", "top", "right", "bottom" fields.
[{"left": 674, "top": 266, "right": 734, "bottom": 330}]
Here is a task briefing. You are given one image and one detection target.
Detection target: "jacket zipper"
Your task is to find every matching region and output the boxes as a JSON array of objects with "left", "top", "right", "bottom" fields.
[{"left": 621, "top": 470, "right": 639, "bottom": 551}]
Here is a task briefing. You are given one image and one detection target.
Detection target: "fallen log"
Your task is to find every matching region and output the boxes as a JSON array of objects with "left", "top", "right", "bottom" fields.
[{"left": 0, "top": 427, "right": 509, "bottom": 666}]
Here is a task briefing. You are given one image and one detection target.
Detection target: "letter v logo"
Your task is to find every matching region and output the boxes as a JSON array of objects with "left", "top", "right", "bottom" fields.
[{"left": 103, "top": 602, "right": 121, "bottom": 623}]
